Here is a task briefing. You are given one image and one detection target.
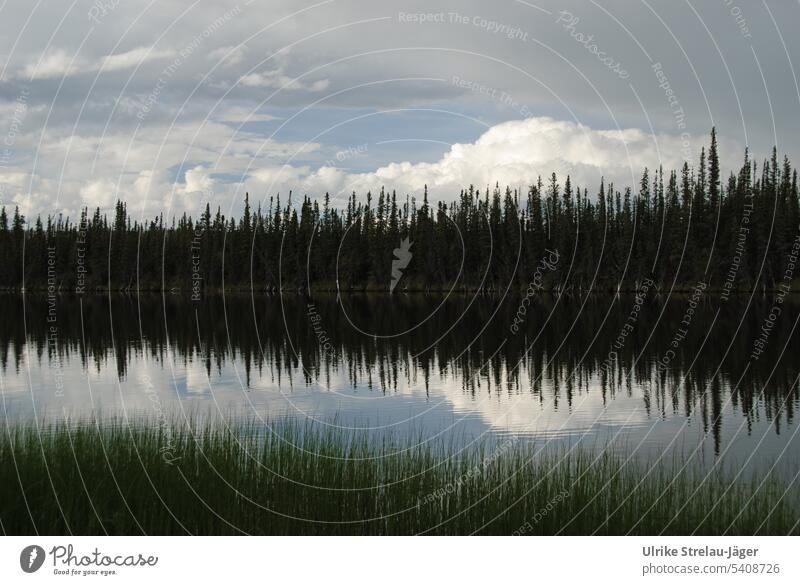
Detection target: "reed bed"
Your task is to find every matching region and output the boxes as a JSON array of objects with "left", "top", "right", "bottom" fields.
[{"left": 0, "top": 417, "right": 797, "bottom": 535}]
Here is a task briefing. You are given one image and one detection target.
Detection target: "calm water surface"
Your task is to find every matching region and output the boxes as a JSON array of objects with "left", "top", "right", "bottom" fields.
[{"left": 1, "top": 293, "right": 799, "bottom": 473}]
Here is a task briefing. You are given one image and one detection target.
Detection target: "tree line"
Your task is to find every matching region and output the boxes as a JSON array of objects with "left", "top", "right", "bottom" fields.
[{"left": 1, "top": 128, "right": 798, "bottom": 293}]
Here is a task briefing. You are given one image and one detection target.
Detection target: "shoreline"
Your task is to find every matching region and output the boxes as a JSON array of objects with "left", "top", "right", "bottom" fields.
[
  {"left": 1, "top": 418, "right": 797, "bottom": 536},
  {"left": 3, "top": 283, "right": 800, "bottom": 296}
]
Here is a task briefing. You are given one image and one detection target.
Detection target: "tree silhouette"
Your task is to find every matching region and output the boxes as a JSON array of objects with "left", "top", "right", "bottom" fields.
[{"left": 1, "top": 130, "right": 797, "bottom": 294}]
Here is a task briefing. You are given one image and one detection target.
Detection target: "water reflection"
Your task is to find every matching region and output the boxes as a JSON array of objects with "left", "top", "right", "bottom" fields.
[{"left": 1, "top": 293, "right": 799, "bottom": 468}]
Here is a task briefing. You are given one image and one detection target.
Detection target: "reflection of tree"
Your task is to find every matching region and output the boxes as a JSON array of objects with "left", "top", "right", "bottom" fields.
[{"left": 3, "top": 293, "right": 798, "bottom": 453}]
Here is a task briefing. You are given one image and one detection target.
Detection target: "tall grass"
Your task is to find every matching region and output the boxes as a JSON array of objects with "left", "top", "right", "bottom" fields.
[{"left": 0, "top": 417, "right": 797, "bottom": 535}]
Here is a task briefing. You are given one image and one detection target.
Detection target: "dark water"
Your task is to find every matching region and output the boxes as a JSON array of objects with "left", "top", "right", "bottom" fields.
[{"left": 1, "top": 292, "right": 799, "bottom": 473}]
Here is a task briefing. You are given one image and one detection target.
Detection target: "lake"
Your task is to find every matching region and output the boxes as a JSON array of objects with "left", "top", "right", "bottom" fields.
[{"left": 2, "top": 292, "right": 799, "bottom": 475}]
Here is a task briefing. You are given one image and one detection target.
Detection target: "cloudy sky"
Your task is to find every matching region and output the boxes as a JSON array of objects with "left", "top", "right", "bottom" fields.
[{"left": 1, "top": 0, "right": 799, "bottom": 221}]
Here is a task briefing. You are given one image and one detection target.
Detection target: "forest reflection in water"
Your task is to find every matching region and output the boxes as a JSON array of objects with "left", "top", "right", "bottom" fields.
[{"left": 1, "top": 292, "right": 798, "bottom": 471}]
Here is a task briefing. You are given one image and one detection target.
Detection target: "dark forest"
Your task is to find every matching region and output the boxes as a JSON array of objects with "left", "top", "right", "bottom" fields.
[{"left": 1, "top": 129, "right": 798, "bottom": 293}]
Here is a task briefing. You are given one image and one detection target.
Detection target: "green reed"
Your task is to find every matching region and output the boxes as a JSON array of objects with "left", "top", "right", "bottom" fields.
[{"left": 0, "top": 417, "right": 797, "bottom": 535}]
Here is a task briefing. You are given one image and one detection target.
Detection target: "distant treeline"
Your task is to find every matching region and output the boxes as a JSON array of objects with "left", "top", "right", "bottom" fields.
[{"left": 1, "top": 128, "right": 798, "bottom": 292}]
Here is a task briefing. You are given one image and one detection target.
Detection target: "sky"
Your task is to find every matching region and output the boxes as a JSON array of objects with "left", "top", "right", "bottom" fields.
[{"left": 1, "top": 0, "right": 799, "bottom": 222}]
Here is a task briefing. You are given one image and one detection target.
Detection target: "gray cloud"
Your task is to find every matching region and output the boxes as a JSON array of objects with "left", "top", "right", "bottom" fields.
[{"left": 1, "top": 0, "right": 798, "bottom": 220}]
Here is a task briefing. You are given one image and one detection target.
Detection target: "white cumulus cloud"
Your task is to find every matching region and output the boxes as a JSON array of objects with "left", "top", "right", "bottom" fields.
[{"left": 247, "top": 116, "right": 738, "bottom": 206}]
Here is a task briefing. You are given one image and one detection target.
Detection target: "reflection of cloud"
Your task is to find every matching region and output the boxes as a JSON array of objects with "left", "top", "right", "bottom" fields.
[
  {"left": 437, "top": 370, "right": 650, "bottom": 440},
  {"left": 185, "top": 361, "right": 210, "bottom": 394}
]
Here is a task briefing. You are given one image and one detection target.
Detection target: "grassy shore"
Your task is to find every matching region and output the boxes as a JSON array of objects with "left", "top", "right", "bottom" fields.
[{"left": 0, "top": 418, "right": 797, "bottom": 535}]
